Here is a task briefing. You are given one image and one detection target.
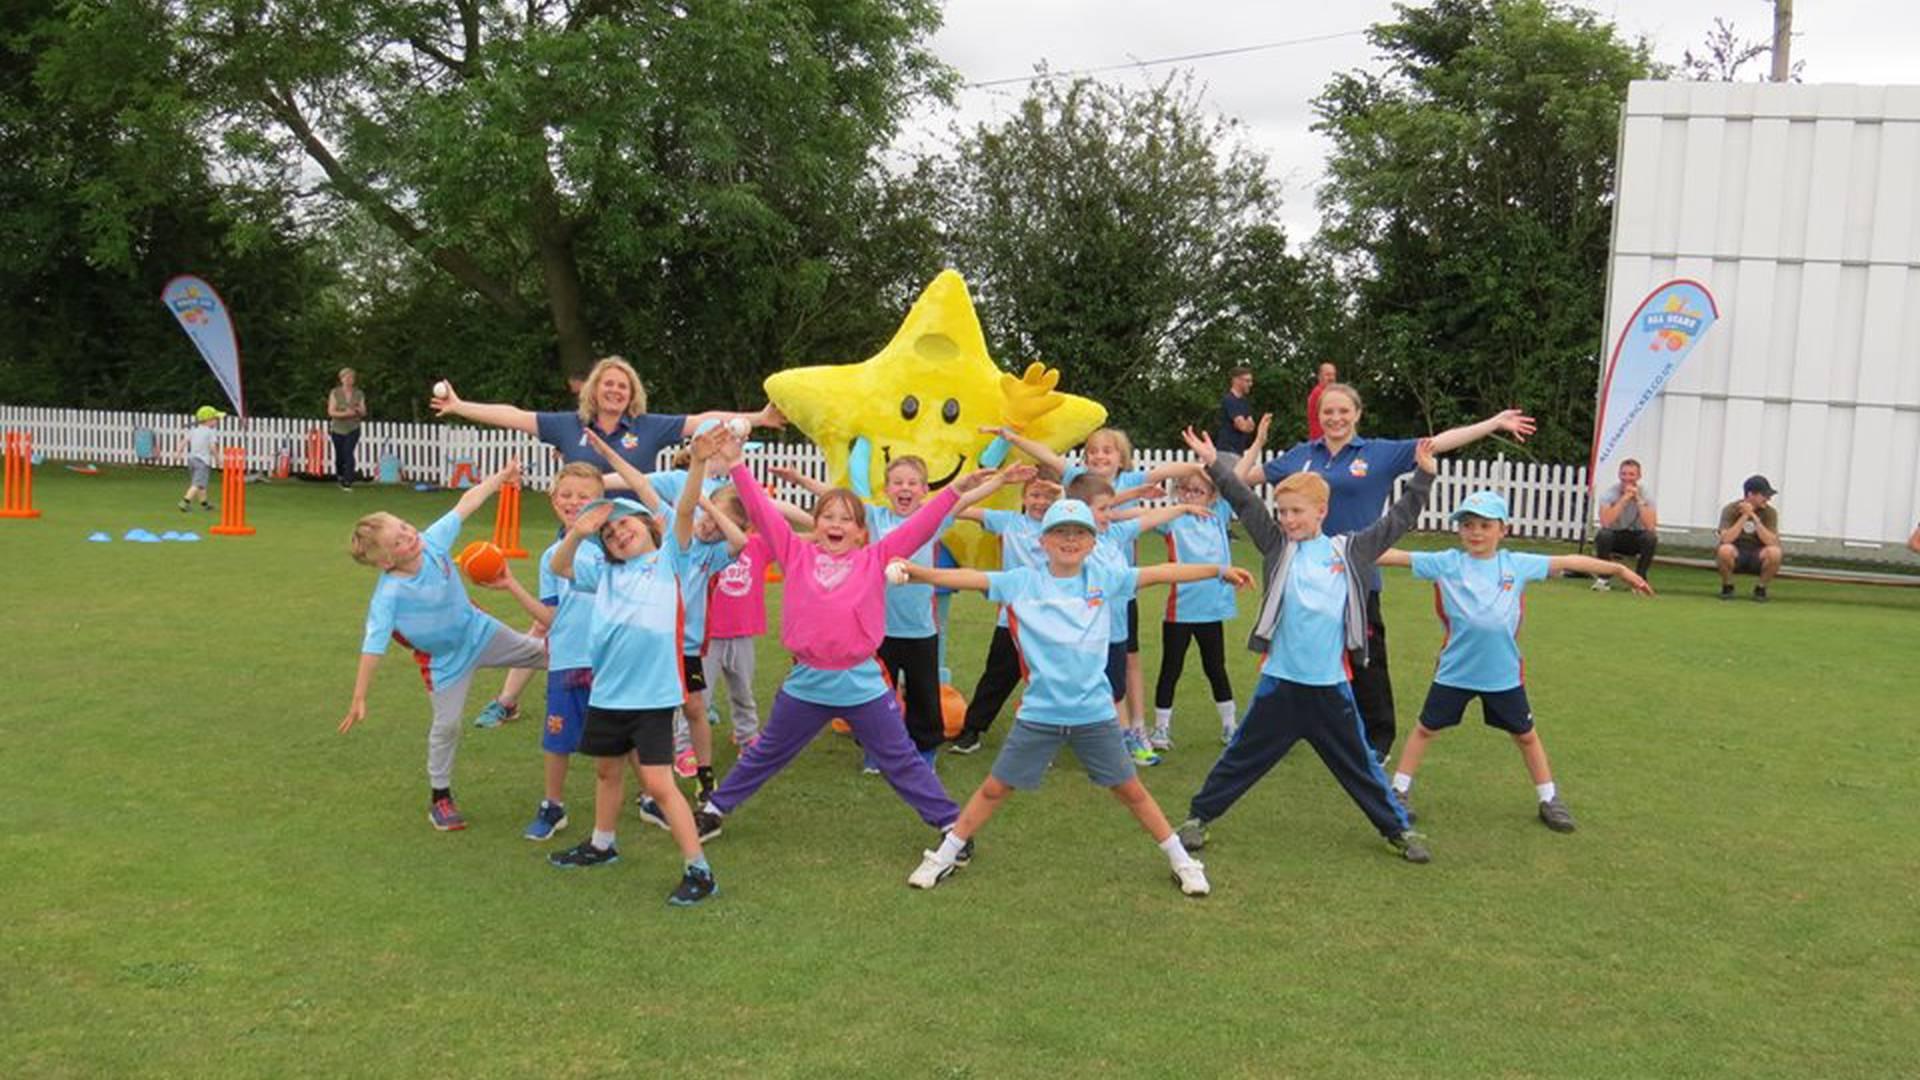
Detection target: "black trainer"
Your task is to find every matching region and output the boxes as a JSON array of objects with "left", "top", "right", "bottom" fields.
[
  {"left": 1719, "top": 584, "right": 1736, "bottom": 601},
  {"left": 635, "top": 796, "right": 671, "bottom": 831},
  {"left": 1538, "top": 796, "right": 1577, "bottom": 832},
  {"left": 949, "top": 730, "right": 983, "bottom": 754},
  {"left": 549, "top": 841, "right": 618, "bottom": 869},
  {"left": 1390, "top": 831, "right": 1432, "bottom": 864},
  {"left": 693, "top": 809, "right": 724, "bottom": 843},
  {"left": 1752, "top": 587, "right": 1769, "bottom": 603},
  {"left": 668, "top": 865, "right": 717, "bottom": 906}
]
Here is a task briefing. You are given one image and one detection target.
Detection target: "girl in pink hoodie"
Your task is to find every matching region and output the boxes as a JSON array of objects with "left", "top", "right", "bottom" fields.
[{"left": 697, "top": 435, "right": 1012, "bottom": 848}]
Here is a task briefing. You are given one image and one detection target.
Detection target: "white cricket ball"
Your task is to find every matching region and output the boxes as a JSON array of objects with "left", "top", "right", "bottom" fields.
[
  {"left": 726, "top": 417, "right": 751, "bottom": 438},
  {"left": 433, "top": 380, "right": 451, "bottom": 399},
  {"left": 884, "top": 560, "right": 910, "bottom": 586}
]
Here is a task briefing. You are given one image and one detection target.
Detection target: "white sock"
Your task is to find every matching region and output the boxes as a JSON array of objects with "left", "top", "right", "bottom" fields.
[
  {"left": 1158, "top": 833, "right": 1196, "bottom": 867},
  {"left": 1393, "top": 772, "right": 1414, "bottom": 794},
  {"left": 1536, "top": 781, "right": 1556, "bottom": 802},
  {"left": 1217, "top": 700, "right": 1237, "bottom": 725},
  {"left": 936, "top": 831, "right": 968, "bottom": 864},
  {"left": 1154, "top": 707, "right": 1172, "bottom": 727},
  {"left": 592, "top": 828, "right": 616, "bottom": 850}
]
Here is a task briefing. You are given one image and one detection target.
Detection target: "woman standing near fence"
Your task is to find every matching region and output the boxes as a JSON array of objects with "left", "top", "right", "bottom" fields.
[
  {"left": 429, "top": 355, "right": 780, "bottom": 471},
  {"left": 1234, "top": 383, "right": 1535, "bottom": 765},
  {"left": 328, "top": 368, "right": 368, "bottom": 489}
]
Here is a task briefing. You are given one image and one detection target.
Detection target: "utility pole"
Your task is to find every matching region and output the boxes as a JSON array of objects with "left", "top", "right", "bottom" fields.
[{"left": 1770, "top": 0, "right": 1794, "bottom": 82}]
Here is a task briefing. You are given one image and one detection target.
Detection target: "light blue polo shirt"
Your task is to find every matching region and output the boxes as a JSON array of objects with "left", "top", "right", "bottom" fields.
[
  {"left": 1155, "top": 499, "right": 1236, "bottom": 624},
  {"left": 980, "top": 509, "right": 1049, "bottom": 629},
  {"left": 866, "top": 503, "right": 950, "bottom": 640},
  {"left": 678, "top": 536, "right": 736, "bottom": 655},
  {"left": 646, "top": 468, "right": 729, "bottom": 514},
  {"left": 988, "top": 563, "right": 1140, "bottom": 725},
  {"left": 571, "top": 535, "right": 687, "bottom": 710},
  {"left": 360, "top": 511, "right": 503, "bottom": 689},
  {"left": 1262, "top": 535, "right": 1350, "bottom": 687},
  {"left": 1411, "top": 549, "right": 1552, "bottom": 692},
  {"left": 538, "top": 538, "right": 604, "bottom": 671},
  {"left": 783, "top": 658, "right": 891, "bottom": 708},
  {"left": 535, "top": 411, "right": 686, "bottom": 469},
  {"left": 1263, "top": 436, "right": 1419, "bottom": 589},
  {"left": 1091, "top": 519, "right": 1143, "bottom": 642}
]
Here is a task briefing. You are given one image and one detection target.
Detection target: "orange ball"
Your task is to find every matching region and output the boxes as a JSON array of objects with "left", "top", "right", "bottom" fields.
[
  {"left": 940, "top": 684, "right": 967, "bottom": 739},
  {"left": 830, "top": 718, "right": 852, "bottom": 735},
  {"left": 456, "top": 540, "right": 507, "bottom": 585}
]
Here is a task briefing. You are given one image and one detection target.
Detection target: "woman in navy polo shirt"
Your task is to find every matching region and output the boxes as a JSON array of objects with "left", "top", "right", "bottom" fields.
[
  {"left": 430, "top": 355, "right": 778, "bottom": 470},
  {"left": 1235, "top": 382, "right": 1534, "bottom": 764}
]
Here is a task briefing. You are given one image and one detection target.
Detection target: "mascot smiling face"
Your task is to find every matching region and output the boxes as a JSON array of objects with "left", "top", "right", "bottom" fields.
[{"left": 764, "top": 270, "right": 1105, "bottom": 567}]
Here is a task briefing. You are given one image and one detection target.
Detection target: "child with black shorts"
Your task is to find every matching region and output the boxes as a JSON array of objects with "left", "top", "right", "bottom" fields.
[
  {"left": 1377, "top": 490, "right": 1652, "bottom": 833},
  {"left": 544, "top": 436, "right": 722, "bottom": 906}
]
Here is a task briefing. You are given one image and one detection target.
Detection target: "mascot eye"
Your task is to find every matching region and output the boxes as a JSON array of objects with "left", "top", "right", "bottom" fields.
[
  {"left": 900, "top": 396, "right": 919, "bottom": 420},
  {"left": 941, "top": 398, "right": 960, "bottom": 424}
]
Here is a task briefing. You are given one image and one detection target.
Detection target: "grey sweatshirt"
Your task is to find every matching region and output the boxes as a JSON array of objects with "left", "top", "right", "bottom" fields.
[{"left": 1207, "top": 454, "right": 1434, "bottom": 667}]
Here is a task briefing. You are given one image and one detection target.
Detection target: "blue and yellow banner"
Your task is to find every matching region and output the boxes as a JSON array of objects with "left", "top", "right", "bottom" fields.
[
  {"left": 1591, "top": 279, "right": 1718, "bottom": 476},
  {"left": 161, "top": 275, "right": 245, "bottom": 418}
]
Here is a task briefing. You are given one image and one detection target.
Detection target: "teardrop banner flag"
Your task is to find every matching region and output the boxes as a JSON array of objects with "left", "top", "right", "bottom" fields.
[
  {"left": 161, "top": 275, "right": 245, "bottom": 418},
  {"left": 1590, "top": 279, "right": 1718, "bottom": 479}
]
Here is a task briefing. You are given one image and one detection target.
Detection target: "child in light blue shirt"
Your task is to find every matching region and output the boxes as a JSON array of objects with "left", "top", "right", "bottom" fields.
[
  {"left": 948, "top": 474, "right": 1061, "bottom": 752},
  {"left": 1151, "top": 470, "right": 1240, "bottom": 750},
  {"left": 893, "top": 498, "right": 1254, "bottom": 897},
  {"left": 340, "top": 462, "right": 550, "bottom": 833},
  {"left": 1377, "top": 490, "right": 1652, "bottom": 834}
]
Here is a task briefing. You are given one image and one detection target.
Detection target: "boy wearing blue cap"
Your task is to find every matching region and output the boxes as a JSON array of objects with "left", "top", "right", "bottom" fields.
[
  {"left": 1376, "top": 489, "right": 1651, "bottom": 833},
  {"left": 889, "top": 499, "right": 1254, "bottom": 897}
]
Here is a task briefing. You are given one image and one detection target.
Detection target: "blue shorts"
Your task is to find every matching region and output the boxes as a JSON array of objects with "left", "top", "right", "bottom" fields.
[
  {"left": 1418, "top": 683, "right": 1534, "bottom": 735},
  {"left": 541, "top": 668, "right": 593, "bottom": 754},
  {"left": 1105, "top": 642, "right": 1127, "bottom": 701},
  {"left": 990, "top": 719, "right": 1137, "bottom": 790}
]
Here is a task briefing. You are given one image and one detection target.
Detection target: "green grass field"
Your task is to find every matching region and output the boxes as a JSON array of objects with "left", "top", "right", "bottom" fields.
[{"left": 4, "top": 468, "right": 1915, "bottom": 1078}]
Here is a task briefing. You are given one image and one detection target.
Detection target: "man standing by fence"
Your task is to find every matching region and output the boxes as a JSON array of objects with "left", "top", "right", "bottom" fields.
[{"left": 1216, "top": 366, "right": 1255, "bottom": 455}]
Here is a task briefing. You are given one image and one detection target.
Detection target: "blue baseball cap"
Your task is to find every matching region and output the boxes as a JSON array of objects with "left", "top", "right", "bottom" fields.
[
  {"left": 582, "top": 496, "right": 652, "bottom": 522},
  {"left": 1041, "top": 498, "right": 1097, "bottom": 534},
  {"left": 1450, "top": 490, "right": 1509, "bottom": 522}
]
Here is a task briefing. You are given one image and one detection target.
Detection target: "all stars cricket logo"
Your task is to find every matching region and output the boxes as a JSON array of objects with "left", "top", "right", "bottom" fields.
[{"left": 1642, "top": 290, "right": 1706, "bottom": 352}]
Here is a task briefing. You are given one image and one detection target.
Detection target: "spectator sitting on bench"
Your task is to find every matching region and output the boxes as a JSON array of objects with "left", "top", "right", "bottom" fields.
[
  {"left": 1592, "top": 458, "right": 1657, "bottom": 591},
  {"left": 1717, "top": 475, "right": 1782, "bottom": 603}
]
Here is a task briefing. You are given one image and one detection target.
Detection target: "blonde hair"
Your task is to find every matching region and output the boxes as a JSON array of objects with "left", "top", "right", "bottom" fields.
[
  {"left": 551, "top": 461, "right": 605, "bottom": 495},
  {"left": 885, "top": 456, "right": 928, "bottom": 483},
  {"left": 1084, "top": 428, "right": 1134, "bottom": 470},
  {"left": 348, "top": 512, "right": 403, "bottom": 567},
  {"left": 1274, "top": 472, "right": 1330, "bottom": 508},
  {"left": 337, "top": 368, "right": 356, "bottom": 381},
  {"left": 1066, "top": 473, "right": 1114, "bottom": 503},
  {"left": 1318, "top": 382, "right": 1363, "bottom": 414},
  {"left": 577, "top": 355, "right": 648, "bottom": 422},
  {"left": 708, "top": 486, "right": 749, "bottom": 529}
]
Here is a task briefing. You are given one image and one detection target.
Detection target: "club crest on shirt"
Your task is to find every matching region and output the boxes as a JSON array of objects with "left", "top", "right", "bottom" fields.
[
  {"left": 1328, "top": 558, "right": 1346, "bottom": 576},
  {"left": 1086, "top": 585, "right": 1105, "bottom": 609},
  {"left": 620, "top": 433, "right": 639, "bottom": 450},
  {"left": 1348, "top": 458, "right": 1369, "bottom": 478},
  {"left": 812, "top": 553, "right": 853, "bottom": 590},
  {"left": 1501, "top": 574, "right": 1516, "bottom": 591}
]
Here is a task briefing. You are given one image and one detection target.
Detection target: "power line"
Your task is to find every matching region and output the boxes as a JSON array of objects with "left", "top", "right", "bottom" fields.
[{"left": 963, "top": 28, "right": 1371, "bottom": 89}]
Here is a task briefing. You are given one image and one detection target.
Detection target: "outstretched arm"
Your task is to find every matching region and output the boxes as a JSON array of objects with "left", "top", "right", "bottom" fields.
[
  {"left": 475, "top": 568, "right": 556, "bottom": 625},
  {"left": 1551, "top": 554, "right": 1653, "bottom": 595},
  {"left": 1346, "top": 439, "right": 1438, "bottom": 564},
  {"left": 429, "top": 383, "right": 540, "bottom": 436},
  {"left": 586, "top": 431, "right": 663, "bottom": 513},
  {"left": 1232, "top": 413, "right": 1274, "bottom": 487},
  {"left": 982, "top": 426, "right": 1069, "bottom": 475},
  {"left": 769, "top": 465, "right": 830, "bottom": 499},
  {"left": 1428, "top": 408, "right": 1536, "bottom": 455},
  {"left": 452, "top": 460, "right": 521, "bottom": 521},
  {"left": 1131, "top": 502, "right": 1209, "bottom": 533},
  {"left": 683, "top": 403, "right": 784, "bottom": 436},
  {"left": 893, "top": 560, "right": 991, "bottom": 593},
  {"left": 340, "top": 652, "right": 383, "bottom": 733},
  {"left": 1376, "top": 548, "right": 1414, "bottom": 569},
  {"left": 1137, "top": 563, "right": 1255, "bottom": 590},
  {"left": 1185, "top": 427, "right": 1284, "bottom": 556}
]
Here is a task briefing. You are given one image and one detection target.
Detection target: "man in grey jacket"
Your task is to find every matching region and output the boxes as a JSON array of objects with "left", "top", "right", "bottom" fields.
[{"left": 1173, "top": 428, "right": 1437, "bottom": 863}]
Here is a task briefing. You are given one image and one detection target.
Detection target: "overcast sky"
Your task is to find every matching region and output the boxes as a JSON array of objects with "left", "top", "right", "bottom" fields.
[{"left": 900, "top": 1, "right": 1916, "bottom": 246}]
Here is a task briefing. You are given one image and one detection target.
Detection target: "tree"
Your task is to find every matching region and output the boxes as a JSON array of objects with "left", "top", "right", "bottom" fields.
[
  {"left": 933, "top": 74, "right": 1322, "bottom": 443},
  {"left": 1680, "top": 16, "right": 1802, "bottom": 82},
  {"left": 170, "top": 0, "right": 954, "bottom": 402},
  {"left": 1313, "top": 0, "right": 1652, "bottom": 461}
]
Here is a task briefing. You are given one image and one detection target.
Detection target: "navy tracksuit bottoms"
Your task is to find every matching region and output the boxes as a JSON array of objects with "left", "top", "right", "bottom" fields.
[{"left": 1188, "top": 674, "right": 1409, "bottom": 837}]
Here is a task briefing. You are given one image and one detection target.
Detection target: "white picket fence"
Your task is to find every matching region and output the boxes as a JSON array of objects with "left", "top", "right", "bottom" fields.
[{"left": 0, "top": 405, "right": 1594, "bottom": 538}]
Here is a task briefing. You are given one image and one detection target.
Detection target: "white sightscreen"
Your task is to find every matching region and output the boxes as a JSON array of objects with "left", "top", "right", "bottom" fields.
[{"left": 1602, "top": 80, "right": 1920, "bottom": 554}]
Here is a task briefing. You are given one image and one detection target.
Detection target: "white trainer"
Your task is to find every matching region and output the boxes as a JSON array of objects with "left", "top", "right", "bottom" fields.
[
  {"left": 907, "top": 850, "right": 956, "bottom": 890},
  {"left": 1173, "top": 860, "right": 1211, "bottom": 897},
  {"left": 1149, "top": 725, "right": 1173, "bottom": 751},
  {"left": 1591, "top": 576, "right": 1612, "bottom": 591},
  {"left": 1220, "top": 722, "right": 1238, "bottom": 745}
]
